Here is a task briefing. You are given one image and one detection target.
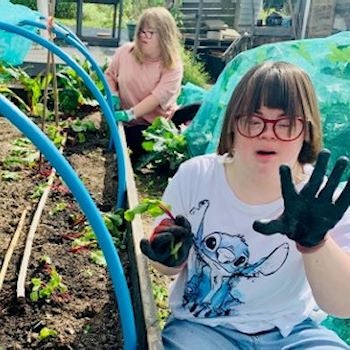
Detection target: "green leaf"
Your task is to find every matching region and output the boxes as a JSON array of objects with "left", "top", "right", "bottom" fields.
[
  {"left": 1, "top": 171, "right": 20, "bottom": 181},
  {"left": 30, "top": 291, "right": 39, "bottom": 302},
  {"left": 38, "top": 327, "right": 58, "bottom": 341},
  {"left": 141, "top": 140, "right": 155, "bottom": 151},
  {"left": 124, "top": 210, "right": 135, "bottom": 222},
  {"left": 124, "top": 198, "right": 172, "bottom": 222},
  {"left": 90, "top": 250, "right": 107, "bottom": 266}
]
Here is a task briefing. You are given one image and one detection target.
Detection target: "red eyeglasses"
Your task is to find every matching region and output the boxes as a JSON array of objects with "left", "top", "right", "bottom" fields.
[{"left": 235, "top": 115, "right": 305, "bottom": 141}]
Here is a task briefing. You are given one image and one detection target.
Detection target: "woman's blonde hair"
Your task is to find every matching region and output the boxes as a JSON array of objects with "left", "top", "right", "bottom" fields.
[
  {"left": 218, "top": 61, "right": 322, "bottom": 164},
  {"left": 133, "top": 7, "right": 181, "bottom": 69}
]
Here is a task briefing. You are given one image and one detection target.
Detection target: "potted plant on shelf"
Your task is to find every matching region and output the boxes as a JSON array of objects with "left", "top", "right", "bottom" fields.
[
  {"left": 125, "top": 0, "right": 145, "bottom": 42},
  {"left": 126, "top": 19, "right": 137, "bottom": 41}
]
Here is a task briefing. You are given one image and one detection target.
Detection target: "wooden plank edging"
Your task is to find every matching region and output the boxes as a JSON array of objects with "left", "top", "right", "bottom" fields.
[{"left": 118, "top": 124, "right": 163, "bottom": 350}]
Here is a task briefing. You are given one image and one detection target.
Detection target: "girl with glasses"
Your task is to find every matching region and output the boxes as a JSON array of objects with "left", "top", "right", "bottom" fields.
[
  {"left": 105, "top": 7, "right": 183, "bottom": 161},
  {"left": 141, "top": 61, "right": 350, "bottom": 349}
]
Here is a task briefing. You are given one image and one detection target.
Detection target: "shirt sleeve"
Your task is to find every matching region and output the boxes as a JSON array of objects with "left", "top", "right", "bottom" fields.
[
  {"left": 105, "top": 48, "right": 122, "bottom": 93},
  {"left": 151, "top": 60, "right": 183, "bottom": 110}
]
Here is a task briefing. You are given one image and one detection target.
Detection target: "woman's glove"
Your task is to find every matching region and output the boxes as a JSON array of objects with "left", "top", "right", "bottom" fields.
[
  {"left": 140, "top": 215, "right": 193, "bottom": 267},
  {"left": 111, "top": 94, "right": 120, "bottom": 110},
  {"left": 253, "top": 150, "right": 350, "bottom": 252},
  {"left": 114, "top": 109, "right": 135, "bottom": 122}
]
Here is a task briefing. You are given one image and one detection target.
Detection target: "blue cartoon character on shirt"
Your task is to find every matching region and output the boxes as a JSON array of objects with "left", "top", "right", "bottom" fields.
[{"left": 183, "top": 200, "right": 289, "bottom": 318}]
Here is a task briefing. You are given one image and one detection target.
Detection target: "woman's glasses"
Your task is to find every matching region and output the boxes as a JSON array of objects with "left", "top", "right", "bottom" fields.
[
  {"left": 138, "top": 29, "right": 156, "bottom": 39},
  {"left": 235, "top": 115, "right": 305, "bottom": 141}
]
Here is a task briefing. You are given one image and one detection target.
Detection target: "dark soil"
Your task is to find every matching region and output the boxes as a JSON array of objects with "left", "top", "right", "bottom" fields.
[{"left": 0, "top": 112, "right": 127, "bottom": 349}]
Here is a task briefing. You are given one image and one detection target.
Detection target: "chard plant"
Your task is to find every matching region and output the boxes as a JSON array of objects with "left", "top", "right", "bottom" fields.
[
  {"left": 16, "top": 68, "right": 50, "bottom": 117},
  {"left": 3, "top": 138, "right": 37, "bottom": 171},
  {"left": 49, "top": 201, "right": 68, "bottom": 215},
  {"left": 0, "top": 85, "right": 30, "bottom": 112},
  {"left": 55, "top": 56, "right": 107, "bottom": 114},
  {"left": 69, "top": 119, "right": 97, "bottom": 143},
  {"left": 1, "top": 170, "right": 20, "bottom": 181},
  {"left": 137, "top": 117, "right": 190, "bottom": 175},
  {"left": 70, "top": 226, "right": 97, "bottom": 253},
  {"left": 1, "top": 59, "right": 103, "bottom": 119},
  {"left": 103, "top": 210, "right": 127, "bottom": 250},
  {"left": 124, "top": 198, "right": 172, "bottom": 222},
  {"left": 69, "top": 210, "right": 126, "bottom": 264},
  {"left": 30, "top": 256, "right": 68, "bottom": 302},
  {"left": 46, "top": 124, "right": 65, "bottom": 148},
  {"left": 89, "top": 250, "right": 106, "bottom": 266},
  {"left": 30, "top": 183, "right": 48, "bottom": 200},
  {"left": 152, "top": 283, "right": 171, "bottom": 329}
]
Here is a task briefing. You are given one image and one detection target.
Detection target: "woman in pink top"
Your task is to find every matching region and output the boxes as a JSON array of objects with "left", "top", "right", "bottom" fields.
[{"left": 105, "top": 6, "right": 183, "bottom": 161}]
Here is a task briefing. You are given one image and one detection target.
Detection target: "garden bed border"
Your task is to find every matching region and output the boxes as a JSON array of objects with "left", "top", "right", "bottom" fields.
[{"left": 119, "top": 124, "right": 163, "bottom": 350}]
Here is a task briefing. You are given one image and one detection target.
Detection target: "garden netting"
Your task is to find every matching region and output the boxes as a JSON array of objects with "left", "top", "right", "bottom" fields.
[
  {"left": 0, "top": 0, "right": 40, "bottom": 66},
  {"left": 177, "top": 82, "right": 207, "bottom": 106},
  {"left": 184, "top": 31, "right": 350, "bottom": 177}
]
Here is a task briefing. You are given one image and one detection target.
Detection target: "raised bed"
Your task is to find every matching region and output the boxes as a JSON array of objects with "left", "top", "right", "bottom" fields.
[{"left": 0, "top": 109, "right": 162, "bottom": 348}]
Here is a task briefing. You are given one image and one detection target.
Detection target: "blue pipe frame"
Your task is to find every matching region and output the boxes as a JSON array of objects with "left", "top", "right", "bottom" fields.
[
  {"left": 18, "top": 19, "right": 117, "bottom": 151},
  {"left": 18, "top": 19, "right": 114, "bottom": 112},
  {"left": 0, "top": 95, "right": 137, "bottom": 350},
  {"left": 0, "top": 21, "right": 126, "bottom": 210},
  {"left": 0, "top": 23, "right": 136, "bottom": 349}
]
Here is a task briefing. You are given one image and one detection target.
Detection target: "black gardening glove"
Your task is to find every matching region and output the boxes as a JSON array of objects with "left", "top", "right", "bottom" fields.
[
  {"left": 253, "top": 150, "right": 350, "bottom": 250},
  {"left": 140, "top": 215, "right": 193, "bottom": 267}
]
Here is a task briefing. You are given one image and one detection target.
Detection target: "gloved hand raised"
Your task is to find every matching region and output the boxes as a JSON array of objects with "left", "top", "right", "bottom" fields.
[
  {"left": 140, "top": 215, "right": 193, "bottom": 267},
  {"left": 253, "top": 150, "right": 350, "bottom": 252},
  {"left": 114, "top": 109, "right": 135, "bottom": 122}
]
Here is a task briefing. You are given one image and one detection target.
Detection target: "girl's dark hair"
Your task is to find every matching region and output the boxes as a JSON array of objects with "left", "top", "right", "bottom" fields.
[{"left": 217, "top": 61, "right": 322, "bottom": 164}]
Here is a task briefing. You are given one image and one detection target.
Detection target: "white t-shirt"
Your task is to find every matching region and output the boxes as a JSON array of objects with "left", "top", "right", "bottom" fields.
[{"left": 161, "top": 154, "right": 350, "bottom": 337}]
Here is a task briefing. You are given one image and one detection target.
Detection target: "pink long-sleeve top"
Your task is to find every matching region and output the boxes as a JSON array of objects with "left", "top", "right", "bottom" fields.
[{"left": 105, "top": 42, "right": 183, "bottom": 124}]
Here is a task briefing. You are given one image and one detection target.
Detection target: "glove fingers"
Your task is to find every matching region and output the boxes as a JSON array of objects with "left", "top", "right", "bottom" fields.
[
  {"left": 166, "top": 226, "right": 192, "bottom": 239},
  {"left": 141, "top": 238, "right": 173, "bottom": 262},
  {"left": 300, "top": 150, "right": 330, "bottom": 197},
  {"left": 253, "top": 219, "right": 286, "bottom": 236},
  {"left": 280, "top": 165, "right": 298, "bottom": 205},
  {"left": 140, "top": 239, "right": 163, "bottom": 262},
  {"left": 318, "top": 156, "right": 348, "bottom": 201},
  {"left": 151, "top": 232, "right": 173, "bottom": 252},
  {"left": 174, "top": 215, "right": 192, "bottom": 231}
]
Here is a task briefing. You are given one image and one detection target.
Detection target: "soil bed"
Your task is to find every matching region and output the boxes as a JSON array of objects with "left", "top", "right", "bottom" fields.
[{"left": 0, "top": 112, "right": 127, "bottom": 349}]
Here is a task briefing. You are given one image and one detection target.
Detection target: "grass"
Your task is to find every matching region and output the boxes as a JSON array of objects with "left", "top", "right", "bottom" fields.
[{"left": 58, "top": 4, "right": 120, "bottom": 29}]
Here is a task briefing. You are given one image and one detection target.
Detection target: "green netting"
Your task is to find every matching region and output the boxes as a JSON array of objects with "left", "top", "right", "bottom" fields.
[
  {"left": 321, "top": 316, "right": 350, "bottom": 345},
  {"left": 177, "top": 82, "right": 207, "bottom": 107},
  {"left": 184, "top": 31, "right": 350, "bottom": 177}
]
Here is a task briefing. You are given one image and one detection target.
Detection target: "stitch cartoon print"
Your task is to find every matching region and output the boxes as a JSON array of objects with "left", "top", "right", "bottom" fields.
[{"left": 183, "top": 200, "right": 289, "bottom": 318}]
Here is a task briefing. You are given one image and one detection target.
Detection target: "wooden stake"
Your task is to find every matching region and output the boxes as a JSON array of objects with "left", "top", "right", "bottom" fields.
[
  {"left": 0, "top": 209, "right": 28, "bottom": 292},
  {"left": 17, "top": 134, "right": 67, "bottom": 300},
  {"left": 17, "top": 169, "right": 57, "bottom": 300}
]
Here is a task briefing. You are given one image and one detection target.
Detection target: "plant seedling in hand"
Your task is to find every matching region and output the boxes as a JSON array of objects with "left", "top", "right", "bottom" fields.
[
  {"left": 124, "top": 198, "right": 172, "bottom": 222},
  {"left": 140, "top": 211, "right": 193, "bottom": 267},
  {"left": 126, "top": 199, "right": 193, "bottom": 267},
  {"left": 253, "top": 150, "right": 350, "bottom": 250}
]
